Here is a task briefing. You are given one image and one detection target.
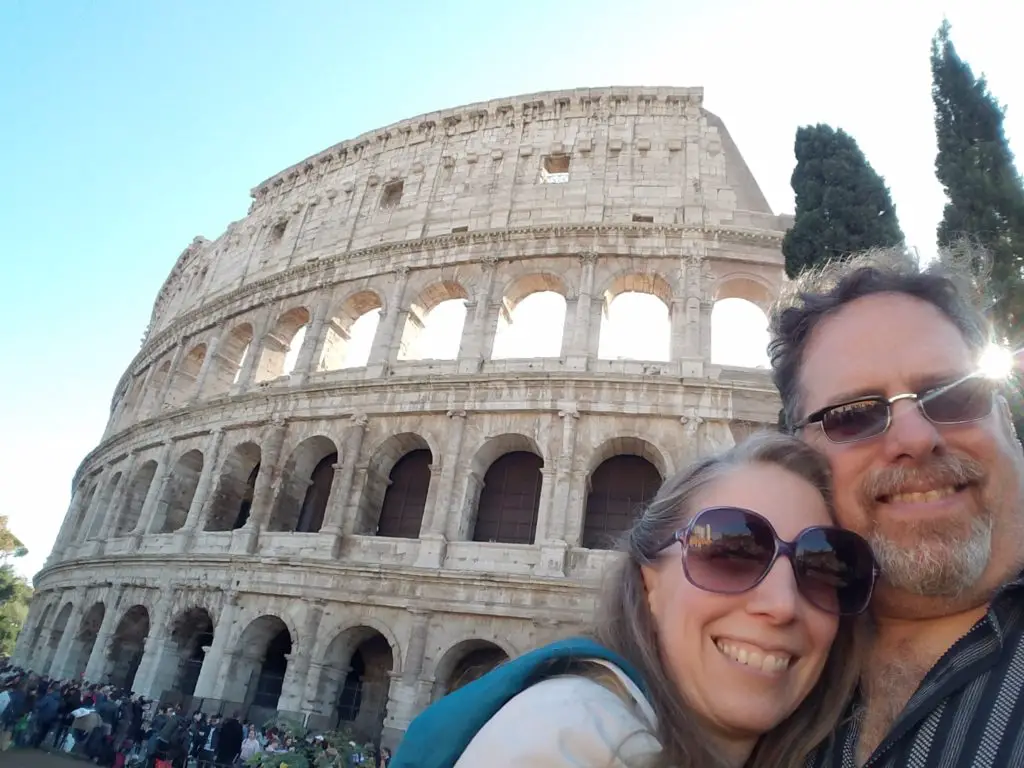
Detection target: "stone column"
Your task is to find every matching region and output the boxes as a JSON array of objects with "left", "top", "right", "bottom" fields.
[
  {"left": 564, "top": 250, "right": 598, "bottom": 370},
  {"left": 385, "top": 610, "right": 431, "bottom": 737},
  {"left": 277, "top": 600, "right": 324, "bottom": 712},
  {"left": 537, "top": 407, "right": 580, "bottom": 576},
  {"left": 48, "top": 587, "right": 88, "bottom": 679},
  {"left": 192, "top": 590, "right": 240, "bottom": 702},
  {"left": 416, "top": 410, "right": 466, "bottom": 567},
  {"left": 151, "top": 342, "right": 187, "bottom": 418},
  {"left": 178, "top": 428, "right": 226, "bottom": 551},
  {"left": 190, "top": 328, "right": 224, "bottom": 403},
  {"left": 81, "top": 465, "right": 118, "bottom": 542},
  {"left": 457, "top": 257, "right": 499, "bottom": 372},
  {"left": 83, "top": 586, "right": 123, "bottom": 683},
  {"left": 321, "top": 414, "right": 369, "bottom": 539},
  {"left": 12, "top": 599, "right": 45, "bottom": 668},
  {"left": 48, "top": 479, "right": 92, "bottom": 561},
  {"left": 236, "top": 420, "right": 288, "bottom": 553},
  {"left": 98, "top": 452, "right": 138, "bottom": 543},
  {"left": 232, "top": 310, "right": 272, "bottom": 394},
  {"left": 291, "top": 296, "right": 332, "bottom": 385},
  {"left": 366, "top": 266, "right": 410, "bottom": 376},
  {"left": 131, "top": 364, "right": 159, "bottom": 424},
  {"left": 130, "top": 586, "right": 176, "bottom": 699},
  {"left": 132, "top": 440, "right": 175, "bottom": 544}
]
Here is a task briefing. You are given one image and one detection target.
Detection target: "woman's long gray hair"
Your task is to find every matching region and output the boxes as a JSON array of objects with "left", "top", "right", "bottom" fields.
[{"left": 592, "top": 431, "right": 866, "bottom": 768}]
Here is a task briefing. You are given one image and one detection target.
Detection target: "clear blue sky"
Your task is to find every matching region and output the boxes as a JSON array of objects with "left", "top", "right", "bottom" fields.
[{"left": 1, "top": 0, "right": 1020, "bottom": 580}]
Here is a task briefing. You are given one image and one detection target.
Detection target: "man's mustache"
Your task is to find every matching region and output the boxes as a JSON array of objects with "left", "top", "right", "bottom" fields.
[{"left": 858, "top": 454, "right": 986, "bottom": 507}]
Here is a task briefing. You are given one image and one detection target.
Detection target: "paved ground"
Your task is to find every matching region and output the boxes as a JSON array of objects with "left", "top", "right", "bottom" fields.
[{"left": 0, "top": 748, "right": 83, "bottom": 766}]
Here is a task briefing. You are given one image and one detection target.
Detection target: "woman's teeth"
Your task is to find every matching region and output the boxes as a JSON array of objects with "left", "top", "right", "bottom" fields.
[{"left": 715, "top": 639, "right": 791, "bottom": 672}]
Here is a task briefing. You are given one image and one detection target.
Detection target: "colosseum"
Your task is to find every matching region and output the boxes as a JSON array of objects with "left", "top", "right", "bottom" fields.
[{"left": 16, "top": 86, "right": 790, "bottom": 747}]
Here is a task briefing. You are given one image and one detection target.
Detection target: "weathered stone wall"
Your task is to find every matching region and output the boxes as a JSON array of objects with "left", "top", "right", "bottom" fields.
[{"left": 22, "top": 86, "right": 787, "bottom": 749}]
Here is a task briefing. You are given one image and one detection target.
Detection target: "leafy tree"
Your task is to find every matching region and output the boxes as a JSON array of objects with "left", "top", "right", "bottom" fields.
[
  {"left": 0, "top": 567, "right": 31, "bottom": 656},
  {"left": 783, "top": 124, "right": 905, "bottom": 278},
  {"left": 932, "top": 19, "right": 1024, "bottom": 341}
]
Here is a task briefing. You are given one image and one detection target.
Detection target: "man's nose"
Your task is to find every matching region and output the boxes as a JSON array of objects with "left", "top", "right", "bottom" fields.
[{"left": 882, "top": 398, "right": 944, "bottom": 461}]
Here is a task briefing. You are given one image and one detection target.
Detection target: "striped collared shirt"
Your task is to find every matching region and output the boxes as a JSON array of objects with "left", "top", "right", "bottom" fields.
[{"left": 809, "top": 573, "right": 1024, "bottom": 768}]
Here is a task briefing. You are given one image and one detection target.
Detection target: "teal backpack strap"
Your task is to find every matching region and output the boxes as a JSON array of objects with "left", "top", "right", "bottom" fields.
[{"left": 389, "top": 636, "right": 648, "bottom": 768}]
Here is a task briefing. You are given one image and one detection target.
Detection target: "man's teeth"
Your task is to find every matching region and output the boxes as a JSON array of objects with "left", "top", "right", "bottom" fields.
[
  {"left": 887, "top": 486, "right": 958, "bottom": 504},
  {"left": 715, "top": 640, "right": 791, "bottom": 672}
]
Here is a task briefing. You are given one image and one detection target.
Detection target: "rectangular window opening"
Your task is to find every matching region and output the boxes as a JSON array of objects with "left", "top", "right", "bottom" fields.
[
  {"left": 540, "top": 154, "right": 570, "bottom": 184},
  {"left": 451, "top": 226, "right": 469, "bottom": 233},
  {"left": 632, "top": 214, "right": 654, "bottom": 223},
  {"left": 380, "top": 180, "right": 404, "bottom": 210}
]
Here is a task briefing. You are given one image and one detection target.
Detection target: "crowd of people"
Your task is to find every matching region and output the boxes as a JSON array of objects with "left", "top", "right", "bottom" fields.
[{"left": 0, "top": 662, "right": 392, "bottom": 767}]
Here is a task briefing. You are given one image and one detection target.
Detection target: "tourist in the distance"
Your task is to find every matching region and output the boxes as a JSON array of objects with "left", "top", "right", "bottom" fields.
[{"left": 393, "top": 432, "right": 877, "bottom": 767}]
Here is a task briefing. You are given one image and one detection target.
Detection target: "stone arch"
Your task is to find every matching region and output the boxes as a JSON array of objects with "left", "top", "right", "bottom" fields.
[
  {"left": 598, "top": 271, "right": 673, "bottom": 362},
  {"left": 713, "top": 273, "right": 775, "bottom": 310},
  {"left": 255, "top": 306, "right": 311, "bottom": 383},
  {"left": 142, "top": 359, "right": 172, "bottom": 416},
  {"left": 269, "top": 435, "right": 340, "bottom": 532},
  {"left": 711, "top": 274, "right": 773, "bottom": 368},
  {"left": 166, "top": 343, "right": 207, "bottom": 407},
  {"left": 398, "top": 281, "right": 470, "bottom": 361},
  {"left": 117, "top": 460, "right": 158, "bottom": 536},
  {"left": 151, "top": 607, "right": 215, "bottom": 698},
  {"left": 582, "top": 437, "right": 665, "bottom": 550},
  {"left": 492, "top": 273, "right": 569, "bottom": 359},
  {"left": 223, "top": 614, "right": 293, "bottom": 715},
  {"left": 206, "top": 441, "right": 261, "bottom": 532},
  {"left": 26, "top": 601, "right": 54, "bottom": 671},
  {"left": 153, "top": 449, "right": 204, "bottom": 533},
  {"left": 38, "top": 601, "right": 71, "bottom": 674},
  {"left": 320, "top": 290, "right": 386, "bottom": 371},
  {"left": 69, "top": 483, "right": 98, "bottom": 541},
  {"left": 107, "top": 604, "right": 150, "bottom": 689},
  {"left": 431, "top": 639, "right": 511, "bottom": 700},
  {"left": 468, "top": 434, "right": 544, "bottom": 545},
  {"left": 87, "top": 472, "right": 121, "bottom": 539},
  {"left": 357, "top": 433, "right": 433, "bottom": 537},
  {"left": 205, "top": 323, "right": 254, "bottom": 397},
  {"left": 312, "top": 624, "right": 398, "bottom": 741},
  {"left": 67, "top": 602, "right": 105, "bottom": 680}
]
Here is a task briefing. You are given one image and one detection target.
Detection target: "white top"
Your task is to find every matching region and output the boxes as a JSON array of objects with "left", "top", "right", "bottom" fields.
[{"left": 453, "top": 659, "right": 662, "bottom": 767}]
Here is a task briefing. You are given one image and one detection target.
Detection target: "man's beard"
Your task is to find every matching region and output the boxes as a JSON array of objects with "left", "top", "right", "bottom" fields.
[{"left": 858, "top": 454, "right": 992, "bottom": 598}]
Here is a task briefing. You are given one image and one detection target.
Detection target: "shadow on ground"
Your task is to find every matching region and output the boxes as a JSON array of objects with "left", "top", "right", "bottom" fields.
[{"left": 0, "top": 748, "right": 82, "bottom": 766}]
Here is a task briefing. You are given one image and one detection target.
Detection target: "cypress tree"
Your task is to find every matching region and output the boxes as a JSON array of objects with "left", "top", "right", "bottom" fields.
[
  {"left": 932, "top": 19, "right": 1024, "bottom": 340},
  {"left": 782, "top": 124, "right": 904, "bottom": 279}
]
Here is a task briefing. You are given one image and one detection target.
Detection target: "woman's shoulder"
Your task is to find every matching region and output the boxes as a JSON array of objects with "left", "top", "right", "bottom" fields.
[{"left": 454, "top": 665, "right": 661, "bottom": 767}]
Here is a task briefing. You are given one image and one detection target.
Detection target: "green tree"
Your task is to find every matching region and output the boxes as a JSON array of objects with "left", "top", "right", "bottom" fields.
[
  {"left": 0, "top": 567, "right": 31, "bottom": 656},
  {"left": 932, "top": 19, "right": 1024, "bottom": 341},
  {"left": 782, "top": 124, "right": 905, "bottom": 278}
]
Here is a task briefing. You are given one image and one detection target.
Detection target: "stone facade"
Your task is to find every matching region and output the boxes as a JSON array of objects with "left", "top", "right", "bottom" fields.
[{"left": 21, "top": 86, "right": 789, "bottom": 747}]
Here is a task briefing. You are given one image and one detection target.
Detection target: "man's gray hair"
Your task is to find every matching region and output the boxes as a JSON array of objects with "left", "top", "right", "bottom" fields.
[{"left": 768, "top": 243, "right": 994, "bottom": 431}]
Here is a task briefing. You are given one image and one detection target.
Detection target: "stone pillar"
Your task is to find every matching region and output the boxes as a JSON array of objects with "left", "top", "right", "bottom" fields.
[
  {"left": 81, "top": 466, "right": 118, "bottom": 542},
  {"left": 132, "top": 440, "right": 175, "bottom": 543},
  {"left": 236, "top": 420, "right": 288, "bottom": 552},
  {"left": 416, "top": 410, "right": 466, "bottom": 568},
  {"left": 151, "top": 342, "right": 187, "bottom": 418},
  {"left": 321, "top": 414, "right": 369, "bottom": 539},
  {"left": 132, "top": 364, "right": 159, "bottom": 423},
  {"left": 564, "top": 250, "right": 598, "bottom": 370},
  {"left": 384, "top": 610, "right": 431, "bottom": 740},
  {"left": 130, "top": 586, "right": 176, "bottom": 699},
  {"left": 366, "top": 266, "right": 410, "bottom": 375},
  {"left": 537, "top": 407, "right": 579, "bottom": 576},
  {"left": 457, "top": 257, "right": 498, "bottom": 372},
  {"left": 291, "top": 296, "right": 332, "bottom": 385},
  {"left": 83, "top": 586, "right": 124, "bottom": 683},
  {"left": 277, "top": 600, "right": 324, "bottom": 712},
  {"left": 190, "top": 328, "right": 224, "bottom": 403},
  {"left": 192, "top": 590, "right": 239, "bottom": 702},
  {"left": 178, "top": 428, "right": 226, "bottom": 551},
  {"left": 98, "top": 452, "right": 138, "bottom": 543},
  {"left": 232, "top": 310, "right": 272, "bottom": 394},
  {"left": 48, "top": 480, "right": 92, "bottom": 561},
  {"left": 48, "top": 587, "right": 88, "bottom": 679},
  {"left": 12, "top": 599, "right": 45, "bottom": 668}
]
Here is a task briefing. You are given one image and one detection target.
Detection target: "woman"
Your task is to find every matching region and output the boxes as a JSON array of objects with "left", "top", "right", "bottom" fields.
[
  {"left": 238, "top": 725, "right": 262, "bottom": 762},
  {"left": 397, "top": 432, "right": 876, "bottom": 768}
]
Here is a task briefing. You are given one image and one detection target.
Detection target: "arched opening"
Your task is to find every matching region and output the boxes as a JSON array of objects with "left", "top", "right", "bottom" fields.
[
  {"left": 491, "top": 275, "right": 568, "bottom": 359},
  {"left": 87, "top": 472, "right": 121, "bottom": 539},
  {"left": 27, "top": 603, "right": 54, "bottom": 671},
  {"left": 433, "top": 640, "right": 509, "bottom": 700},
  {"left": 205, "top": 323, "right": 254, "bottom": 397},
  {"left": 107, "top": 605, "right": 150, "bottom": 690},
  {"left": 711, "top": 298, "right": 770, "bottom": 368},
  {"left": 154, "top": 449, "right": 204, "bottom": 533},
  {"left": 470, "top": 436, "right": 544, "bottom": 545},
  {"left": 315, "top": 628, "right": 395, "bottom": 742},
  {"left": 398, "top": 282, "right": 469, "bottom": 361},
  {"left": 268, "top": 436, "right": 339, "bottom": 532},
  {"left": 117, "top": 460, "right": 158, "bottom": 536},
  {"left": 582, "top": 454, "right": 663, "bottom": 549},
  {"left": 156, "top": 607, "right": 216, "bottom": 699},
  {"left": 68, "top": 602, "right": 105, "bottom": 680},
  {"left": 255, "top": 307, "right": 311, "bottom": 383},
  {"left": 357, "top": 434, "right": 432, "bottom": 537},
  {"left": 206, "top": 442, "right": 261, "bottom": 532},
  {"left": 598, "top": 274, "right": 672, "bottom": 361},
  {"left": 166, "top": 344, "right": 207, "bottom": 407},
  {"left": 223, "top": 616, "right": 292, "bottom": 718},
  {"left": 69, "top": 484, "right": 98, "bottom": 541},
  {"left": 319, "top": 291, "right": 384, "bottom": 370},
  {"left": 40, "top": 602, "right": 72, "bottom": 675},
  {"left": 142, "top": 360, "right": 172, "bottom": 416}
]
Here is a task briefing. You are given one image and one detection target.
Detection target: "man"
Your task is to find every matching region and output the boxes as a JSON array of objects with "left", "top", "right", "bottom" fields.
[{"left": 769, "top": 246, "right": 1024, "bottom": 767}]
